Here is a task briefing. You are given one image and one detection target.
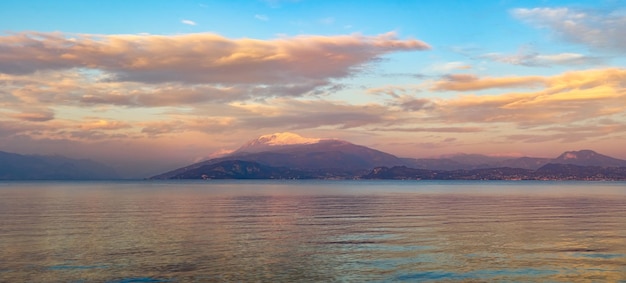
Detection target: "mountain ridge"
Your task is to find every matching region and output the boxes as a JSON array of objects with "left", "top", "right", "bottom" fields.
[
  {"left": 151, "top": 137, "right": 406, "bottom": 179},
  {"left": 3, "top": 133, "right": 624, "bottom": 181},
  {"left": 0, "top": 151, "right": 120, "bottom": 180},
  {"left": 151, "top": 133, "right": 626, "bottom": 180}
]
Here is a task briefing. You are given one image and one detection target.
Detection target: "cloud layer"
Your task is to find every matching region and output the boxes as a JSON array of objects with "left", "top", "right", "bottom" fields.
[
  {"left": 513, "top": 7, "right": 626, "bottom": 53},
  {"left": 0, "top": 32, "right": 429, "bottom": 85},
  {"left": 1, "top": 8, "right": 626, "bottom": 178}
]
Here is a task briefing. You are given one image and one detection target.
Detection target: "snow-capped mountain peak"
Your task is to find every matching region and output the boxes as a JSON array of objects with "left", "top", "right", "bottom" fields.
[
  {"left": 235, "top": 132, "right": 322, "bottom": 153},
  {"left": 255, "top": 132, "right": 321, "bottom": 146},
  {"left": 552, "top": 150, "right": 626, "bottom": 167},
  {"left": 562, "top": 152, "right": 578, "bottom": 159}
]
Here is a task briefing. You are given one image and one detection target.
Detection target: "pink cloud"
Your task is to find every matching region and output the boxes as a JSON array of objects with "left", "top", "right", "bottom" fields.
[
  {"left": 9, "top": 110, "right": 55, "bottom": 122},
  {"left": 432, "top": 73, "right": 546, "bottom": 91},
  {"left": 0, "top": 31, "right": 429, "bottom": 85},
  {"left": 79, "top": 119, "right": 131, "bottom": 131}
]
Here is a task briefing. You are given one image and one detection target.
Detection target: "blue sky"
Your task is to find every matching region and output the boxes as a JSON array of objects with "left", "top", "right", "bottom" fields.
[{"left": 1, "top": 0, "right": 625, "bottom": 177}]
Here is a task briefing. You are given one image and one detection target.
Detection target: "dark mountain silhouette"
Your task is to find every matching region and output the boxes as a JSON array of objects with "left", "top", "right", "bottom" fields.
[
  {"left": 496, "top": 157, "right": 552, "bottom": 170},
  {"left": 151, "top": 133, "right": 406, "bottom": 179},
  {"left": 550, "top": 150, "right": 626, "bottom": 167},
  {"left": 404, "top": 155, "right": 550, "bottom": 171},
  {"left": 0, "top": 151, "right": 119, "bottom": 180},
  {"left": 403, "top": 150, "right": 625, "bottom": 171},
  {"left": 363, "top": 164, "right": 626, "bottom": 181},
  {"left": 401, "top": 157, "right": 468, "bottom": 170},
  {"left": 441, "top": 153, "right": 510, "bottom": 166},
  {"left": 166, "top": 160, "right": 320, "bottom": 179},
  {"left": 152, "top": 133, "right": 626, "bottom": 180}
]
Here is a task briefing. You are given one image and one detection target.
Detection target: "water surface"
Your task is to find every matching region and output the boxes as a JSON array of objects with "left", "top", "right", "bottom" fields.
[{"left": 1, "top": 180, "right": 625, "bottom": 282}]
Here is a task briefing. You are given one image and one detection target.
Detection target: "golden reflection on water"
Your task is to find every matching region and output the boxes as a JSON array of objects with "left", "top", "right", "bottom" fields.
[{"left": 0, "top": 181, "right": 625, "bottom": 282}]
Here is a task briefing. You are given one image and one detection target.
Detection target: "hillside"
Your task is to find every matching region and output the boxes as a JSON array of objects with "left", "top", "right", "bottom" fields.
[
  {"left": 0, "top": 151, "right": 119, "bottom": 180},
  {"left": 151, "top": 133, "right": 626, "bottom": 180}
]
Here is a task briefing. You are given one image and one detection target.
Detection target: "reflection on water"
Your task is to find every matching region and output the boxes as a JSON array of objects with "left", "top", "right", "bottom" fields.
[{"left": 0, "top": 181, "right": 625, "bottom": 282}]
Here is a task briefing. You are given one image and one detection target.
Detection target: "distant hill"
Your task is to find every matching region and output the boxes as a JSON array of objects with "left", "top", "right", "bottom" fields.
[
  {"left": 495, "top": 157, "right": 552, "bottom": 170},
  {"left": 403, "top": 150, "right": 626, "bottom": 171},
  {"left": 0, "top": 151, "right": 119, "bottom": 180},
  {"left": 233, "top": 132, "right": 405, "bottom": 169},
  {"left": 164, "top": 160, "right": 319, "bottom": 179},
  {"left": 550, "top": 150, "right": 626, "bottom": 167}
]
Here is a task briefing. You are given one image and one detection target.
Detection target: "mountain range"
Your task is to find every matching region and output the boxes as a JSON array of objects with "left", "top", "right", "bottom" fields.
[
  {"left": 150, "top": 132, "right": 626, "bottom": 180},
  {"left": 1, "top": 132, "right": 624, "bottom": 180},
  {"left": 0, "top": 151, "right": 119, "bottom": 180}
]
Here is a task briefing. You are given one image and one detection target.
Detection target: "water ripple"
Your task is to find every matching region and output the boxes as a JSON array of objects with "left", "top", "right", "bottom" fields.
[{"left": 0, "top": 180, "right": 625, "bottom": 282}]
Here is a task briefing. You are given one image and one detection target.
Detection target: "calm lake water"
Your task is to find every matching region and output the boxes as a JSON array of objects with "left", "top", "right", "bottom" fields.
[{"left": 1, "top": 180, "right": 625, "bottom": 282}]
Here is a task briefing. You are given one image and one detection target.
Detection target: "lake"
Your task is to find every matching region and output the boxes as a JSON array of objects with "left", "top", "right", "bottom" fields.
[{"left": 1, "top": 180, "right": 625, "bottom": 282}]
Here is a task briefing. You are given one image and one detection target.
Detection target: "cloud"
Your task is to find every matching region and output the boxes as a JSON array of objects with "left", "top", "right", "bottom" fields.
[
  {"left": 506, "top": 122, "right": 626, "bottom": 143},
  {"left": 319, "top": 17, "right": 335, "bottom": 25},
  {"left": 0, "top": 31, "right": 430, "bottom": 114},
  {"left": 392, "top": 97, "right": 433, "bottom": 111},
  {"left": 140, "top": 117, "right": 235, "bottom": 136},
  {"left": 4, "top": 66, "right": 624, "bottom": 141},
  {"left": 69, "top": 130, "right": 113, "bottom": 140},
  {"left": 428, "top": 61, "right": 472, "bottom": 73},
  {"left": 255, "top": 14, "right": 269, "bottom": 21},
  {"left": 512, "top": 7, "right": 626, "bottom": 53},
  {"left": 359, "top": 68, "right": 626, "bottom": 145},
  {"left": 79, "top": 119, "right": 131, "bottom": 131},
  {"left": 181, "top": 19, "right": 197, "bottom": 26},
  {"left": 432, "top": 73, "right": 546, "bottom": 91},
  {"left": 80, "top": 84, "right": 252, "bottom": 107},
  {"left": 484, "top": 51, "right": 602, "bottom": 67},
  {"left": 206, "top": 148, "right": 235, "bottom": 159},
  {"left": 367, "top": 85, "right": 422, "bottom": 98},
  {"left": 430, "top": 68, "right": 626, "bottom": 127},
  {"left": 116, "top": 67, "right": 625, "bottom": 137},
  {"left": 261, "top": 0, "right": 301, "bottom": 8},
  {"left": 9, "top": 109, "right": 55, "bottom": 122},
  {"left": 370, "top": 90, "right": 434, "bottom": 112},
  {"left": 370, "top": 126, "right": 484, "bottom": 133},
  {"left": 235, "top": 98, "right": 397, "bottom": 130},
  {"left": 0, "top": 120, "right": 51, "bottom": 137},
  {"left": 0, "top": 31, "right": 429, "bottom": 86}
]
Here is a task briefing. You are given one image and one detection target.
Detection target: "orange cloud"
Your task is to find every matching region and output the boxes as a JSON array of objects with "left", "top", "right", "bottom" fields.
[
  {"left": 79, "top": 119, "right": 131, "bottom": 131},
  {"left": 140, "top": 117, "right": 235, "bottom": 136},
  {"left": 370, "top": 126, "right": 484, "bottom": 133},
  {"left": 432, "top": 73, "right": 546, "bottom": 91},
  {"left": 431, "top": 68, "right": 626, "bottom": 126},
  {"left": 233, "top": 98, "right": 398, "bottom": 130},
  {"left": 1, "top": 62, "right": 625, "bottom": 175}
]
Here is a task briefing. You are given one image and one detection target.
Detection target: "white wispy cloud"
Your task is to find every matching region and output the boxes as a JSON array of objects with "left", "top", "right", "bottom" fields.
[
  {"left": 181, "top": 19, "right": 197, "bottom": 26},
  {"left": 512, "top": 7, "right": 626, "bottom": 53},
  {"left": 255, "top": 14, "right": 269, "bottom": 21},
  {"left": 319, "top": 17, "right": 335, "bottom": 25},
  {"left": 483, "top": 51, "right": 601, "bottom": 67}
]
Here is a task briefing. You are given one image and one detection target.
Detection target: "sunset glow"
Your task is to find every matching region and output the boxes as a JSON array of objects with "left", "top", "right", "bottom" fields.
[{"left": 1, "top": 0, "right": 625, "bottom": 177}]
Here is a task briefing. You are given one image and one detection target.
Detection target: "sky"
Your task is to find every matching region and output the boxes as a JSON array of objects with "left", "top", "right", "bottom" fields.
[{"left": 1, "top": 0, "right": 625, "bottom": 178}]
